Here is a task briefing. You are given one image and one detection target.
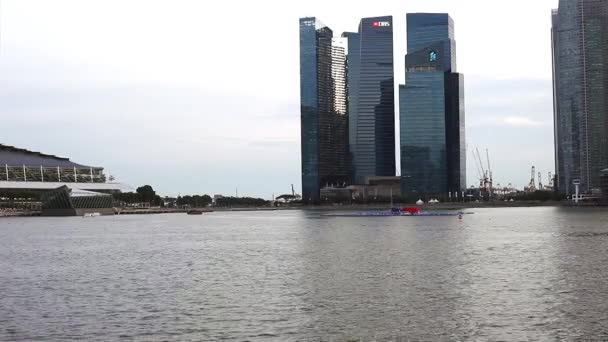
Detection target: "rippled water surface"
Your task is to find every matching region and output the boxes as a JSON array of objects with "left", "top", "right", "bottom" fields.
[{"left": 2, "top": 207, "right": 608, "bottom": 341}]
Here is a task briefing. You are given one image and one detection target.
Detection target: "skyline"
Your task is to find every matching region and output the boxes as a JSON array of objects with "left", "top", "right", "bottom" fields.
[{"left": 0, "top": 0, "right": 557, "bottom": 198}]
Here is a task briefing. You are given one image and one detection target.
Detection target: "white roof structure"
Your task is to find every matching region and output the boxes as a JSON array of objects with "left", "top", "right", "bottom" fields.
[
  {"left": 69, "top": 188, "right": 113, "bottom": 197},
  {"left": 0, "top": 181, "right": 133, "bottom": 192}
]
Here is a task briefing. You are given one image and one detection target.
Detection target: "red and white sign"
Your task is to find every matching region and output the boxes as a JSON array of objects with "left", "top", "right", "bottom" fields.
[{"left": 373, "top": 21, "right": 391, "bottom": 27}]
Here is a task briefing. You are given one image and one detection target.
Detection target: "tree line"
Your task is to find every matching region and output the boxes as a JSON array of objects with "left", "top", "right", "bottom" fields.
[
  {"left": 113, "top": 185, "right": 163, "bottom": 206},
  {"left": 176, "top": 195, "right": 212, "bottom": 207},
  {"left": 112, "top": 185, "right": 270, "bottom": 208},
  {"left": 214, "top": 196, "right": 269, "bottom": 207}
]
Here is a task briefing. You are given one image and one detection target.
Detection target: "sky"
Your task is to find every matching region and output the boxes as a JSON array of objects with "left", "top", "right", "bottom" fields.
[{"left": 0, "top": 0, "right": 558, "bottom": 198}]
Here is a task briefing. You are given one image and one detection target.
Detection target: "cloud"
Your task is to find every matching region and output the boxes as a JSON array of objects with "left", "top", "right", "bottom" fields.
[
  {"left": 503, "top": 116, "right": 549, "bottom": 127},
  {"left": 1, "top": 0, "right": 559, "bottom": 196}
]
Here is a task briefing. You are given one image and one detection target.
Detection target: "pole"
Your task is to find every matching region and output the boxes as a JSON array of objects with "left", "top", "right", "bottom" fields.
[
  {"left": 5, "top": 164, "right": 8, "bottom": 181},
  {"left": 41, "top": 166, "right": 44, "bottom": 182},
  {"left": 58, "top": 166, "right": 61, "bottom": 182},
  {"left": 23, "top": 165, "right": 27, "bottom": 182}
]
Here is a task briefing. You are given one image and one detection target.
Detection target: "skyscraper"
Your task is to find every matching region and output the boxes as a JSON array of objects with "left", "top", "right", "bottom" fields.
[
  {"left": 344, "top": 16, "right": 396, "bottom": 184},
  {"left": 399, "top": 13, "right": 466, "bottom": 198},
  {"left": 552, "top": 0, "right": 608, "bottom": 195},
  {"left": 299, "top": 17, "right": 349, "bottom": 202}
]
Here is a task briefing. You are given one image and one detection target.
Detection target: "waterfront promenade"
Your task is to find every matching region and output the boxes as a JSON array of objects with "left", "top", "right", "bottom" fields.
[{"left": 1, "top": 200, "right": 598, "bottom": 218}]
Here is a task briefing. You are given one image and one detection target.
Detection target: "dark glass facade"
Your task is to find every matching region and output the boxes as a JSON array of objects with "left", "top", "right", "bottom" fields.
[
  {"left": 342, "top": 31, "right": 360, "bottom": 180},
  {"left": 300, "top": 18, "right": 349, "bottom": 202},
  {"left": 399, "top": 13, "right": 466, "bottom": 198},
  {"left": 344, "top": 16, "right": 396, "bottom": 184},
  {"left": 552, "top": 0, "right": 608, "bottom": 195}
]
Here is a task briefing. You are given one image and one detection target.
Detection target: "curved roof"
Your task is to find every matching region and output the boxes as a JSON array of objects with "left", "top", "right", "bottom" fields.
[{"left": 0, "top": 144, "right": 98, "bottom": 168}]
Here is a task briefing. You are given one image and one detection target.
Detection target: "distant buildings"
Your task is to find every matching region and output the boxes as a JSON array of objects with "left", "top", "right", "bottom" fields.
[
  {"left": 399, "top": 13, "right": 466, "bottom": 198},
  {"left": 552, "top": 0, "right": 608, "bottom": 195},
  {"left": 299, "top": 13, "right": 465, "bottom": 202},
  {"left": 344, "top": 16, "right": 396, "bottom": 184}
]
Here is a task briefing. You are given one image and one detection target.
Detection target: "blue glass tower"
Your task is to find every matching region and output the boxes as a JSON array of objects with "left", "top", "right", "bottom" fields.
[
  {"left": 399, "top": 13, "right": 466, "bottom": 198},
  {"left": 300, "top": 18, "right": 349, "bottom": 202},
  {"left": 344, "top": 16, "right": 396, "bottom": 184},
  {"left": 552, "top": 0, "right": 608, "bottom": 195}
]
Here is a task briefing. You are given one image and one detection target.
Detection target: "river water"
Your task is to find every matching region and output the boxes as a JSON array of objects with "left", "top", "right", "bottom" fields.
[{"left": 1, "top": 207, "right": 608, "bottom": 341}]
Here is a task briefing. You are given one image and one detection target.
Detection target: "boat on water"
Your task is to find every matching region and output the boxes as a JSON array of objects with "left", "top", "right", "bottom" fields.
[
  {"left": 324, "top": 207, "right": 472, "bottom": 218},
  {"left": 83, "top": 212, "right": 101, "bottom": 218}
]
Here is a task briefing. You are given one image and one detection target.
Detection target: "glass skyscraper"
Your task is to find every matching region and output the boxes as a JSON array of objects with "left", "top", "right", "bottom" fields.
[
  {"left": 299, "top": 17, "right": 349, "bottom": 202},
  {"left": 343, "top": 16, "right": 396, "bottom": 184},
  {"left": 399, "top": 13, "right": 466, "bottom": 197},
  {"left": 552, "top": 0, "right": 608, "bottom": 195}
]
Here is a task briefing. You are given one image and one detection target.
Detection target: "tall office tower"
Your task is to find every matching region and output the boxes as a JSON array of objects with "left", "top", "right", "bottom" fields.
[
  {"left": 343, "top": 16, "right": 396, "bottom": 184},
  {"left": 552, "top": 0, "right": 608, "bottom": 195},
  {"left": 399, "top": 13, "right": 466, "bottom": 197},
  {"left": 299, "top": 17, "right": 349, "bottom": 202}
]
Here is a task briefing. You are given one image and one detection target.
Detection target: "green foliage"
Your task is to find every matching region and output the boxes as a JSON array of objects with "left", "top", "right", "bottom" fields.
[
  {"left": 114, "top": 185, "right": 163, "bottom": 206},
  {"left": 176, "top": 194, "right": 212, "bottom": 207},
  {"left": 215, "top": 196, "right": 269, "bottom": 207},
  {"left": 136, "top": 185, "right": 156, "bottom": 202}
]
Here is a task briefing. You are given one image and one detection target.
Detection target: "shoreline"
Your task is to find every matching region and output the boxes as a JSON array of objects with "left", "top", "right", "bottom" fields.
[{"left": 2, "top": 201, "right": 604, "bottom": 218}]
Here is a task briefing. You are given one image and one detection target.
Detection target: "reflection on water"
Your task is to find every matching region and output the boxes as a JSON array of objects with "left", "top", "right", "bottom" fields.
[{"left": 1, "top": 207, "right": 608, "bottom": 341}]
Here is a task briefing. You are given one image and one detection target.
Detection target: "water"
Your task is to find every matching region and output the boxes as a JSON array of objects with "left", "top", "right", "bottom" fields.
[{"left": 1, "top": 207, "right": 608, "bottom": 341}]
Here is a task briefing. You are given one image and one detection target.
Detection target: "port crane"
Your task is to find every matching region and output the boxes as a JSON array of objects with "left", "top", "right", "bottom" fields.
[{"left": 472, "top": 147, "right": 493, "bottom": 200}]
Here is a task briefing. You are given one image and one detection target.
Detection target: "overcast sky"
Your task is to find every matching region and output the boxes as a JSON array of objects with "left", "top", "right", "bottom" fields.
[{"left": 0, "top": 0, "right": 558, "bottom": 198}]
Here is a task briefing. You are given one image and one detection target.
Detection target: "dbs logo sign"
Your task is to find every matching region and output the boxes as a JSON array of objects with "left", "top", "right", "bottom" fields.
[{"left": 373, "top": 21, "right": 391, "bottom": 27}]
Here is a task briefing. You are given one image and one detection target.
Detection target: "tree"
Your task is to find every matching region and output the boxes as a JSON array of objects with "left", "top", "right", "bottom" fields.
[
  {"left": 136, "top": 185, "right": 156, "bottom": 203},
  {"left": 214, "top": 196, "right": 269, "bottom": 207},
  {"left": 176, "top": 194, "right": 213, "bottom": 207}
]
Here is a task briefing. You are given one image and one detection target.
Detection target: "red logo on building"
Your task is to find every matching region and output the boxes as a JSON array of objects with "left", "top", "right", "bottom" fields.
[{"left": 373, "top": 21, "right": 390, "bottom": 27}]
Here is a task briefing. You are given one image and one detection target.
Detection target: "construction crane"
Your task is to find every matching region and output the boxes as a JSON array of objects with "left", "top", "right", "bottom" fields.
[
  {"left": 538, "top": 172, "right": 543, "bottom": 190},
  {"left": 471, "top": 150, "right": 484, "bottom": 199},
  {"left": 473, "top": 147, "right": 493, "bottom": 200}
]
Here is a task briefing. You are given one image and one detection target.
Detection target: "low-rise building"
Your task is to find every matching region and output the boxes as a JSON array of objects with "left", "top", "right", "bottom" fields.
[
  {"left": 319, "top": 176, "right": 401, "bottom": 203},
  {"left": 350, "top": 176, "right": 401, "bottom": 201},
  {"left": 0, "top": 144, "right": 131, "bottom": 215}
]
